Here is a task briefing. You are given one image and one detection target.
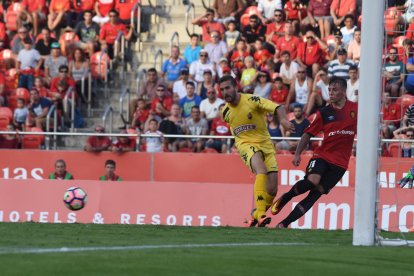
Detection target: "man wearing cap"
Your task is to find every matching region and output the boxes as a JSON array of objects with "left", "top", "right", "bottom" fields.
[
  {"left": 44, "top": 42, "right": 68, "bottom": 84},
  {"left": 84, "top": 125, "right": 112, "bottom": 152},
  {"left": 189, "top": 50, "right": 216, "bottom": 84},
  {"left": 17, "top": 37, "right": 42, "bottom": 90},
  {"left": 161, "top": 45, "right": 187, "bottom": 83},
  {"left": 173, "top": 68, "right": 197, "bottom": 100},
  {"left": 327, "top": 48, "right": 355, "bottom": 80},
  {"left": 204, "top": 31, "right": 228, "bottom": 65},
  {"left": 35, "top": 27, "right": 58, "bottom": 58}
]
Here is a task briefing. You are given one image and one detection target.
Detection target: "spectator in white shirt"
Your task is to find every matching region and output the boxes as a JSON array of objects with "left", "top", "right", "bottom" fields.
[
  {"left": 200, "top": 87, "right": 224, "bottom": 122},
  {"left": 279, "top": 50, "right": 299, "bottom": 86}
]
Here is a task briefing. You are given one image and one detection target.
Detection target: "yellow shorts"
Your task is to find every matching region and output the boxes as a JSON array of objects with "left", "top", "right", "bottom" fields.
[{"left": 237, "top": 140, "right": 278, "bottom": 173}]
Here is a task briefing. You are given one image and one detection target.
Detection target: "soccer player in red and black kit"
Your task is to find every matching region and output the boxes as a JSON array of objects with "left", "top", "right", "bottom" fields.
[{"left": 270, "top": 76, "right": 357, "bottom": 228}]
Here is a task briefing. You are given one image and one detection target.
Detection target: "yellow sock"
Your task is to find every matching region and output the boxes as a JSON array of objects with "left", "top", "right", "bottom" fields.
[{"left": 253, "top": 174, "right": 268, "bottom": 220}]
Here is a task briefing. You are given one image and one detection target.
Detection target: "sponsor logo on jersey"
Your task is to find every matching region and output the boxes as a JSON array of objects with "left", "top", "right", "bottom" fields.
[
  {"left": 327, "top": 130, "right": 355, "bottom": 137},
  {"left": 233, "top": 124, "right": 256, "bottom": 136},
  {"left": 247, "top": 112, "right": 252, "bottom": 119},
  {"left": 327, "top": 115, "right": 335, "bottom": 121},
  {"left": 350, "top": 111, "right": 356, "bottom": 118}
]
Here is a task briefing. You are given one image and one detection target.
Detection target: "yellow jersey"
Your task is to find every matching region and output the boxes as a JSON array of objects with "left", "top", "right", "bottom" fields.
[{"left": 222, "top": 93, "right": 279, "bottom": 146}]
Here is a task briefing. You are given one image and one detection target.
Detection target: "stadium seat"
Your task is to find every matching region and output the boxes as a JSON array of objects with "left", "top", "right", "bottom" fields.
[
  {"left": 384, "top": 7, "right": 403, "bottom": 36},
  {"left": 21, "top": 136, "right": 42, "bottom": 149},
  {"left": 5, "top": 3, "right": 24, "bottom": 32},
  {"left": 13, "top": 88, "right": 30, "bottom": 102},
  {"left": 286, "top": 112, "right": 295, "bottom": 121},
  {"left": 4, "top": 68, "right": 19, "bottom": 93},
  {"left": 59, "top": 31, "right": 79, "bottom": 57},
  {"left": 0, "top": 49, "right": 14, "bottom": 71},
  {"left": 307, "top": 113, "right": 317, "bottom": 123},
  {"left": 388, "top": 142, "right": 401, "bottom": 157},
  {"left": 240, "top": 14, "right": 250, "bottom": 28},
  {"left": 244, "top": 6, "right": 259, "bottom": 16},
  {"left": 392, "top": 36, "right": 406, "bottom": 48},
  {"left": 324, "top": 34, "right": 336, "bottom": 47},
  {"left": 0, "top": 107, "right": 13, "bottom": 121},
  {"left": 0, "top": 115, "right": 10, "bottom": 129},
  {"left": 90, "top": 51, "right": 110, "bottom": 81},
  {"left": 28, "top": 127, "right": 45, "bottom": 145},
  {"left": 178, "top": 147, "right": 192, "bottom": 152}
]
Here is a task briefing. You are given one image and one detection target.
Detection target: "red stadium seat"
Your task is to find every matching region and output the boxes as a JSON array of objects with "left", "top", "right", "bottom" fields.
[
  {"left": 28, "top": 127, "right": 45, "bottom": 145},
  {"left": 6, "top": 95, "right": 18, "bottom": 111},
  {"left": 384, "top": 7, "right": 403, "bottom": 36},
  {"left": 13, "top": 88, "right": 30, "bottom": 102},
  {"left": 59, "top": 31, "right": 79, "bottom": 57},
  {"left": 21, "top": 136, "right": 42, "bottom": 149},
  {"left": 0, "top": 107, "right": 13, "bottom": 121},
  {"left": 178, "top": 147, "right": 192, "bottom": 152},
  {"left": 392, "top": 35, "right": 406, "bottom": 47},
  {"left": 324, "top": 34, "right": 336, "bottom": 47},
  {"left": 301, "top": 150, "right": 314, "bottom": 156},
  {"left": 277, "top": 149, "right": 293, "bottom": 155},
  {"left": 4, "top": 68, "right": 19, "bottom": 93},
  {"left": 244, "top": 6, "right": 259, "bottom": 16},
  {"left": 286, "top": 112, "right": 295, "bottom": 121},
  {"left": 388, "top": 142, "right": 401, "bottom": 157},
  {"left": 5, "top": 3, "right": 24, "bottom": 32},
  {"left": 0, "top": 49, "right": 14, "bottom": 71},
  {"left": 0, "top": 115, "right": 10, "bottom": 129},
  {"left": 240, "top": 14, "right": 251, "bottom": 28},
  {"left": 90, "top": 51, "right": 110, "bottom": 81}
]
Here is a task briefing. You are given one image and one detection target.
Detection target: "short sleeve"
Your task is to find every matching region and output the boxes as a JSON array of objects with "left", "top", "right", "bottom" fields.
[
  {"left": 249, "top": 95, "right": 279, "bottom": 114},
  {"left": 304, "top": 111, "right": 323, "bottom": 136}
]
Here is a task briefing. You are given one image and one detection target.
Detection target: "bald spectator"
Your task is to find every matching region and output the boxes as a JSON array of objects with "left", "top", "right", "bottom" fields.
[
  {"left": 162, "top": 46, "right": 187, "bottom": 83},
  {"left": 204, "top": 31, "right": 228, "bottom": 65},
  {"left": 84, "top": 125, "right": 111, "bottom": 152},
  {"left": 189, "top": 50, "right": 216, "bottom": 84}
]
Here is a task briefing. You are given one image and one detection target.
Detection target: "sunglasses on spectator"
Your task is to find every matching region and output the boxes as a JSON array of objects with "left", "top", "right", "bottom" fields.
[
  {"left": 200, "top": 54, "right": 208, "bottom": 57},
  {"left": 250, "top": 20, "right": 257, "bottom": 23},
  {"left": 109, "top": 14, "right": 117, "bottom": 18},
  {"left": 389, "top": 52, "right": 397, "bottom": 55},
  {"left": 207, "top": 91, "right": 216, "bottom": 94},
  {"left": 306, "top": 37, "right": 314, "bottom": 39},
  {"left": 274, "top": 14, "right": 282, "bottom": 17}
]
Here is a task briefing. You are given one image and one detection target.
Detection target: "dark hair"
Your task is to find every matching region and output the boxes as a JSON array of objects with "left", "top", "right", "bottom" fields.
[
  {"left": 72, "top": 47, "right": 85, "bottom": 62},
  {"left": 354, "top": 27, "right": 361, "bottom": 33},
  {"left": 219, "top": 75, "right": 237, "bottom": 87},
  {"left": 280, "top": 50, "right": 290, "bottom": 57},
  {"left": 105, "top": 159, "right": 116, "bottom": 167},
  {"left": 274, "top": 77, "right": 283, "bottom": 82},
  {"left": 293, "top": 104, "right": 303, "bottom": 110},
  {"left": 273, "top": 9, "right": 285, "bottom": 20},
  {"left": 17, "top": 98, "right": 25, "bottom": 103},
  {"left": 344, "top": 14, "right": 354, "bottom": 22},
  {"left": 227, "top": 20, "right": 237, "bottom": 25},
  {"left": 83, "top": 10, "right": 93, "bottom": 15},
  {"left": 108, "top": 9, "right": 119, "bottom": 16},
  {"left": 249, "top": 14, "right": 259, "bottom": 20},
  {"left": 147, "top": 68, "right": 157, "bottom": 74},
  {"left": 55, "top": 159, "right": 66, "bottom": 167},
  {"left": 149, "top": 118, "right": 158, "bottom": 124},
  {"left": 348, "top": 65, "right": 358, "bottom": 72},
  {"left": 218, "top": 103, "right": 226, "bottom": 109},
  {"left": 206, "top": 8, "right": 215, "bottom": 14},
  {"left": 186, "top": 81, "right": 195, "bottom": 88},
  {"left": 329, "top": 76, "right": 347, "bottom": 90},
  {"left": 190, "top": 33, "right": 199, "bottom": 39},
  {"left": 191, "top": 105, "right": 200, "bottom": 111}
]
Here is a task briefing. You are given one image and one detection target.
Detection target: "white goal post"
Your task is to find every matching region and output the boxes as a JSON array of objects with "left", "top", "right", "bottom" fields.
[{"left": 352, "top": 0, "right": 384, "bottom": 246}]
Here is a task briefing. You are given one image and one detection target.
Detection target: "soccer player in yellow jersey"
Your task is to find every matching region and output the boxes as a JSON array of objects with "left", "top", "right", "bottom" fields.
[{"left": 219, "top": 75, "right": 295, "bottom": 227}]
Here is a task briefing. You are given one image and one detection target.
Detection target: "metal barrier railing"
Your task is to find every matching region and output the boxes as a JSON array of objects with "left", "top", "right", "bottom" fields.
[
  {"left": 80, "top": 71, "right": 92, "bottom": 117},
  {"left": 147, "top": 0, "right": 158, "bottom": 24},
  {"left": 185, "top": 2, "right": 195, "bottom": 37},
  {"left": 114, "top": 31, "right": 126, "bottom": 79},
  {"left": 201, "top": 0, "right": 211, "bottom": 9},
  {"left": 102, "top": 106, "right": 114, "bottom": 134},
  {"left": 169, "top": 32, "right": 179, "bottom": 54},
  {"left": 63, "top": 87, "right": 75, "bottom": 132},
  {"left": 98, "top": 50, "right": 109, "bottom": 84},
  {"left": 136, "top": 69, "right": 147, "bottom": 99},
  {"left": 131, "top": 2, "right": 142, "bottom": 52},
  {"left": 153, "top": 49, "right": 163, "bottom": 72},
  {"left": 45, "top": 105, "right": 58, "bottom": 150},
  {"left": 119, "top": 87, "right": 130, "bottom": 126}
]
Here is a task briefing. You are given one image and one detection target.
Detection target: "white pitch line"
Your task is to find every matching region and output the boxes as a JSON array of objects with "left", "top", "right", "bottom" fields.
[{"left": 0, "top": 242, "right": 310, "bottom": 255}]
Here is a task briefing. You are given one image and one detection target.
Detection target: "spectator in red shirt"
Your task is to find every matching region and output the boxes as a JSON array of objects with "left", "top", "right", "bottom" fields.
[
  {"left": 50, "top": 65, "right": 76, "bottom": 96},
  {"left": 273, "top": 21, "right": 302, "bottom": 63},
  {"left": 382, "top": 91, "right": 402, "bottom": 138},
  {"left": 253, "top": 38, "right": 272, "bottom": 69},
  {"left": 93, "top": 0, "right": 115, "bottom": 24},
  {"left": 0, "top": 19, "right": 7, "bottom": 51},
  {"left": 270, "top": 77, "right": 289, "bottom": 105},
  {"left": 150, "top": 84, "right": 173, "bottom": 119},
  {"left": 111, "top": 129, "right": 136, "bottom": 152},
  {"left": 48, "top": 0, "right": 71, "bottom": 31},
  {"left": 192, "top": 8, "right": 225, "bottom": 43},
  {"left": 206, "top": 103, "right": 231, "bottom": 153},
  {"left": 99, "top": 9, "right": 134, "bottom": 59},
  {"left": 84, "top": 125, "right": 111, "bottom": 152},
  {"left": 284, "top": 0, "right": 307, "bottom": 34},
  {"left": 330, "top": 0, "right": 356, "bottom": 28},
  {"left": 115, "top": 0, "right": 138, "bottom": 25},
  {"left": 229, "top": 39, "right": 250, "bottom": 74},
  {"left": 296, "top": 30, "right": 327, "bottom": 78},
  {"left": 265, "top": 9, "right": 285, "bottom": 43},
  {"left": 0, "top": 124, "right": 20, "bottom": 149},
  {"left": 131, "top": 98, "right": 150, "bottom": 130},
  {"left": 20, "top": 0, "right": 47, "bottom": 36}
]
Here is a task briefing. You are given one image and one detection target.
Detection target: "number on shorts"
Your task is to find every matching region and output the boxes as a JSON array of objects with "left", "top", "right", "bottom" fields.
[{"left": 308, "top": 160, "right": 316, "bottom": 170}]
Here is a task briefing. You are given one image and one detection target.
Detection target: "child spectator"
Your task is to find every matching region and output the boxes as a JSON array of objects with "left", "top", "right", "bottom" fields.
[
  {"left": 183, "top": 34, "right": 202, "bottom": 65},
  {"left": 240, "top": 56, "right": 256, "bottom": 87},
  {"left": 224, "top": 20, "right": 240, "bottom": 51},
  {"left": 17, "top": 37, "right": 42, "bottom": 90},
  {"left": 13, "top": 98, "right": 29, "bottom": 131},
  {"left": 144, "top": 119, "right": 164, "bottom": 153},
  {"left": 99, "top": 159, "right": 122, "bottom": 181},
  {"left": 253, "top": 38, "right": 272, "bottom": 69},
  {"left": 131, "top": 98, "right": 150, "bottom": 131},
  {"left": 270, "top": 77, "right": 289, "bottom": 105}
]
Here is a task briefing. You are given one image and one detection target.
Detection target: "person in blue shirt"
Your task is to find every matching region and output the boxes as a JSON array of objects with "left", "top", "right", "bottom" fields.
[
  {"left": 162, "top": 46, "right": 187, "bottom": 83},
  {"left": 183, "top": 34, "right": 202, "bottom": 65},
  {"left": 179, "top": 82, "right": 202, "bottom": 118}
]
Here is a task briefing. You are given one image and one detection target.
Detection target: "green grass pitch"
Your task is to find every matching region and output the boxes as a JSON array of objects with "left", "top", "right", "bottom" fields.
[{"left": 0, "top": 223, "right": 413, "bottom": 275}]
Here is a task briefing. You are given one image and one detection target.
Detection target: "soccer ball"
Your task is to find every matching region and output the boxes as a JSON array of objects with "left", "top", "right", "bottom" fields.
[{"left": 63, "top": 187, "right": 87, "bottom": 211}]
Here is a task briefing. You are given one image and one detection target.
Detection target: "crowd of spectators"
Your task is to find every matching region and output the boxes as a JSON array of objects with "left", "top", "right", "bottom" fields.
[{"left": 2, "top": 0, "right": 414, "bottom": 157}]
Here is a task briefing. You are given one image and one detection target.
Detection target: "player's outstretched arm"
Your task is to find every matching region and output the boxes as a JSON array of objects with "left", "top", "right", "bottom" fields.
[
  {"left": 276, "top": 105, "right": 295, "bottom": 132},
  {"left": 292, "top": 133, "right": 311, "bottom": 166}
]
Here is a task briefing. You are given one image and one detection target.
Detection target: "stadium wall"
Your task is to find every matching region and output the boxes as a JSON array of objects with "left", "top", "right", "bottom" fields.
[{"left": 0, "top": 151, "right": 413, "bottom": 231}]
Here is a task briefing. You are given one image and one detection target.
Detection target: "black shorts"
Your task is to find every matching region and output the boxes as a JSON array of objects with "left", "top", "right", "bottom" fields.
[{"left": 305, "top": 158, "right": 346, "bottom": 194}]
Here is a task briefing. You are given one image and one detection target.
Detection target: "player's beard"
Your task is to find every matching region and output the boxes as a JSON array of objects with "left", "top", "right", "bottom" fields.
[{"left": 224, "top": 93, "right": 235, "bottom": 103}]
